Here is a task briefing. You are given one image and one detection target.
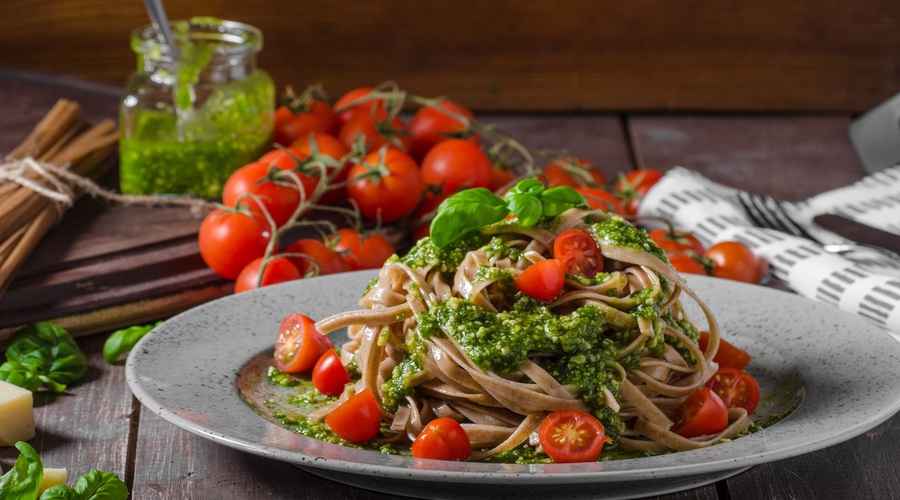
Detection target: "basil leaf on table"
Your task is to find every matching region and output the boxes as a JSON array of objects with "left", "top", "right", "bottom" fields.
[
  {"left": 430, "top": 188, "right": 509, "bottom": 248},
  {"left": 0, "top": 441, "right": 43, "bottom": 500},
  {"left": 103, "top": 322, "right": 161, "bottom": 365},
  {"left": 0, "top": 322, "right": 87, "bottom": 393},
  {"left": 41, "top": 470, "right": 129, "bottom": 500}
]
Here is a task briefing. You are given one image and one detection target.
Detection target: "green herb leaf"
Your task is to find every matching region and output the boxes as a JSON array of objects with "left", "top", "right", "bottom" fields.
[
  {"left": 103, "top": 322, "right": 161, "bottom": 365},
  {"left": 0, "top": 361, "right": 42, "bottom": 392},
  {"left": 69, "top": 470, "right": 129, "bottom": 500},
  {"left": 507, "top": 194, "right": 542, "bottom": 227},
  {"left": 40, "top": 485, "right": 81, "bottom": 500},
  {"left": 540, "top": 185, "right": 587, "bottom": 217},
  {"left": 430, "top": 188, "right": 509, "bottom": 247},
  {"left": 0, "top": 441, "right": 43, "bottom": 500},
  {"left": 0, "top": 322, "right": 88, "bottom": 393}
]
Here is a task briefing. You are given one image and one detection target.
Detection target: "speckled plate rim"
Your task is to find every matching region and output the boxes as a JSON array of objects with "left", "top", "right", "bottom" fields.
[{"left": 125, "top": 271, "right": 900, "bottom": 486}]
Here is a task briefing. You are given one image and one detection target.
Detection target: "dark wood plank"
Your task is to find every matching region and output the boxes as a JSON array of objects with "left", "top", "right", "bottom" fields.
[{"left": 1, "top": 1, "right": 898, "bottom": 112}]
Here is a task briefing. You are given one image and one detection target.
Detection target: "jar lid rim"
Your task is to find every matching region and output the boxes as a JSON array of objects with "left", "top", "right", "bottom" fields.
[{"left": 131, "top": 17, "right": 263, "bottom": 58}]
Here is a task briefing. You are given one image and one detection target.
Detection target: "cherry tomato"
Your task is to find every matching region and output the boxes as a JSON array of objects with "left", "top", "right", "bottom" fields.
[
  {"left": 648, "top": 228, "right": 705, "bottom": 255},
  {"left": 705, "top": 367, "right": 760, "bottom": 414},
  {"left": 410, "top": 189, "right": 450, "bottom": 241},
  {"left": 703, "top": 241, "right": 762, "bottom": 284},
  {"left": 420, "top": 139, "right": 492, "bottom": 194},
  {"left": 312, "top": 350, "right": 352, "bottom": 397},
  {"left": 283, "top": 238, "right": 349, "bottom": 276},
  {"left": 671, "top": 387, "right": 729, "bottom": 438},
  {"left": 575, "top": 187, "right": 625, "bottom": 215},
  {"left": 408, "top": 100, "right": 478, "bottom": 162},
  {"left": 333, "top": 87, "right": 386, "bottom": 126},
  {"left": 325, "top": 388, "right": 382, "bottom": 443},
  {"left": 222, "top": 160, "right": 310, "bottom": 227},
  {"left": 544, "top": 156, "right": 607, "bottom": 188},
  {"left": 515, "top": 259, "right": 565, "bottom": 301},
  {"left": 289, "top": 132, "right": 351, "bottom": 204},
  {"left": 234, "top": 256, "right": 302, "bottom": 293},
  {"left": 615, "top": 168, "right": 664, "bottom": 215},
  {"left": 347, "top": 148, "right": 423, "bottom": 223},
  {"left": 198, "top": 209, "right": 272, "bottom": 280},
  {"left": 538, "top": 409, "right": 608, "bottom": 463},
  {"left": 553, "top": 229, "right": 603, "bottom": 278},
  {"left": 697, "top": 331, "right": 752, "bottom": 370},
  {"left": 328, "top": 228, "right": 395, "bottom": 270},
  {"left": 274, "top": 99, "right": 336, "bottom": 146},
  {"left": 338, "top": 108, "right": 412, "bottom": 153},
  {"left": 274, "top": 313, "right": 335, "bottom": 374},
  {"left": 489, "top": 165, "right": 515, "bottom": 193},
  {"left": 411, "top": 417, "right": 472, "bottom": 461},
  {"left": 667, "top": 252, "right": 709, "bottom": 275}
]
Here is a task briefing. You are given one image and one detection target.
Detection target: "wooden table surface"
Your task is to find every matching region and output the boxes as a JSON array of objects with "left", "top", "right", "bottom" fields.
[{"left": 1, "top": 69, "right": 898, "bottom": 500}]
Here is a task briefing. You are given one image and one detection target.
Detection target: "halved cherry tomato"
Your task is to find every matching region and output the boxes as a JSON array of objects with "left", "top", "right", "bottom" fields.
[
  {"left": 328, "top": 228, "right": 396, "bottom": 270},
  {"left": 538, "top": 409, "right": 608, "bottom": 463},
  {"left": 274, "top": 314, "right": 335, "bottom": 374},
  {"left": 615, "top": 168, "right": 664, "bottom": 215},
  {"left": 283, "top": 238, "right": 349, "bottom": 276},
  {"left": 234, "top": 256, "right": 302, "bottom": 293},
  {"left": 274, "top": 98, "right": 336, "bottom": 146},
  {"left": 703, "top": 241, "right": 762, "bottom": 284},
  {"left": 671, "top": 387, "right": 729, "bottom": 438},
  {"left": 411, "top": 417, "right": 472, "bottom": 461},
  {"left": 515, "top": 259, "right": 565, "bottom": 301},
  {"left": 420, "top": 139, "right": 493, "bottom": 194},
  {"left": 338, "top": 108, "right": 412, "bottom": 153},
  {"left": 312, "top": 350, "right": 352, "bottom": 397},
  {"left": 198, "top": 209, "right": 272, "bottom": 280},
  {"left": 649, "top": 228, "right": 705, "bottom": 255},
  {"left": 408, "top": 100, "right": 478, "bottom": 162},
  {"left": 544, "top": 156, "right": 607, "bottom": 188},
  {"left": 667, "top": 252, "right": 709, "bottom": 276},
  {"left": 575, "top": 187, "right": 625, "bottom": 215},
  {"left": 325, "top": 388, "right": 382, "bottom": 443},
  {"left": 697, "top": 331, "right": 752, "bottom": 370},
  {"left": 347, "top": 148, "right": 423, "bottom": 223},
  {"left": 553, "top": 229, "right": 603, "bottom": 278},
  {"left": 705, "top": 367, "right": 760, "bottom": 414}
]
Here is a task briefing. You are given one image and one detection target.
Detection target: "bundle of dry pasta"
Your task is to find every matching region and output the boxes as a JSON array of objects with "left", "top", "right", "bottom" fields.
[{"left": 0, "top": 99, "right": 119, "bottom": 297}]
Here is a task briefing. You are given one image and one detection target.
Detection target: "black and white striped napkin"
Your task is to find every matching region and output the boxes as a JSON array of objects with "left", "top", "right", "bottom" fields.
[{"left": 638, "top": 165, "right": 900, "bottom": 340}]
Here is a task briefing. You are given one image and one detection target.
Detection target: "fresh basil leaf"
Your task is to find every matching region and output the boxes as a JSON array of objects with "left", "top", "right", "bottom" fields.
[
  {"left": 70, "top": 470, "right": 129, "bottom": 500},
  {"left": 0, "top": 441, "right": 43, "bottom": 500},
  {"left": 0, "top": 361, "right": 42, "bottom": 392},
  {"left": 540, "top": 185, "right": 588, "bottom": 217},
  {"left": 1, "top": 322, "right": 87, "bottom": 393},
  {"left": 430, "top": 188, "right": 509, "bottom": 248},
  {"left": 103, "top": 322, "right": 161, "bottom": 365},
  {"left": 506, "top": 193, "right": 543, "bottom": 227},
  {"left": 504, "top": 178, "right": 544, "bottom": 199},
  {"left": 40, "top": 485, "right": 81, "bottom": 500}
]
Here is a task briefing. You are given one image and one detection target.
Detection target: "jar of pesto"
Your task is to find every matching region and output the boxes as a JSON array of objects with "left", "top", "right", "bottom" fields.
[{"left": 119, "top": 17, "right": 275, "bottom": 199}]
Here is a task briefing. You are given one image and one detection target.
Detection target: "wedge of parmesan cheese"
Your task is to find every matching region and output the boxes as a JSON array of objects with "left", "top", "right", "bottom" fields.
[
  {"left": 0, "top": 379, "right": 36, "bottom": 446},
  {"left": 39, "top": 468, "right": 68, "bottom": 494}
]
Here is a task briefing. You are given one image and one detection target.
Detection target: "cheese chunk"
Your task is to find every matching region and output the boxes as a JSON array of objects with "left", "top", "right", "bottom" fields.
[
  {"left": 0, "top": 380, "right": 36, "bottom": 446},
  {"left": 39, "top": 468, "right": 68, "bottom": 494}
]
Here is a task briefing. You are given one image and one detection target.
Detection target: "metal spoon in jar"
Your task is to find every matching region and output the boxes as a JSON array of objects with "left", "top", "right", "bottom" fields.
[{"left": 142, "top": 0, "right": 175, "bottom": 47}]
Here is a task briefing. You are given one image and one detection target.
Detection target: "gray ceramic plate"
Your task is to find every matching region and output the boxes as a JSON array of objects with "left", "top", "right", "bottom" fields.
[{"left": 126, "top": 271, "right": 900, "bottom": 500}]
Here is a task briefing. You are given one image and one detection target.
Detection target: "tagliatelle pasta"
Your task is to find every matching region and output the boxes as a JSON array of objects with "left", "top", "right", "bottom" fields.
[{"left": 311, "top": 207, "right": 752, "bottom": 460}]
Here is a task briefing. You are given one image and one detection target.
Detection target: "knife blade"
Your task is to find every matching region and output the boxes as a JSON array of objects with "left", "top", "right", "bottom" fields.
[{"left": 813, "top": 214, "right": 900, "bottom": 255}]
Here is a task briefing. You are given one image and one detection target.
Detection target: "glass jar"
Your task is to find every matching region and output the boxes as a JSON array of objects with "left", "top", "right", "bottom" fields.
[{"left": 119, "top": 17, "right": 275, "bottom": 199}]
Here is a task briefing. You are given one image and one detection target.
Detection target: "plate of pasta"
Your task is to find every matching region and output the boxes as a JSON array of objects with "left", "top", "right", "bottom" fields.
[{"left": 126, "top": 201, "right": 900, "bottom": 500}]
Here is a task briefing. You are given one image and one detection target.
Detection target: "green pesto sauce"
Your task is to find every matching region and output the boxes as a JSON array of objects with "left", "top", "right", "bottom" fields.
[
  {"left": 589, "top": 216, "right": 667, "bottom": 261},
  {"left": 396, "top": 233, "right": 484, "bottom": 274}
]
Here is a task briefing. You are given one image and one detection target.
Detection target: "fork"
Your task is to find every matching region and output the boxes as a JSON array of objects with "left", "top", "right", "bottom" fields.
[{"left": 736, "top": 191, "right": 900, "bottom": 262}]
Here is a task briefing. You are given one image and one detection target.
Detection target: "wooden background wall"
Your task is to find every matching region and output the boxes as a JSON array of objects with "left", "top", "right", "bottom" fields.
[{"left": 0, "top": 0, "right": 897, "bottom": 112}]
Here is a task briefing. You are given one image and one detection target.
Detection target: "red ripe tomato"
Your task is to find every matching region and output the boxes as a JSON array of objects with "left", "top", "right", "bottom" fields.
[
  {"left": 648, "top": 228, "right": 705, "bottom": 255},
  {"left": 703, "top": 241, "right": 762, "bottom": 284},
  {"left": 273, "top": 99, "right": 336, "bottom": 146},
  {"left": 671, "top": 387, "right": 729, "bottom": 438},
  {"left": 198, "top": 209, "right": 272, "bottom": 280},
  {"left": 553, "top": 229, "right": 603, "bottom": 278},
  {"left": 697, "top": 331, "right": 752, "bottom": 370},
  {"left": 333, "top": 87, "right": 386, "bottom": 126},
  {"left": 338, "top": 108, "right": 412, "bottom": 153},
  {"left": 274, "top": 313, "right": 334, "bottom": 374},
  {"left": 289, "top": 132, "right": 351, "bottom": 204},
  {"left": 489, "top": 165, "right": 515, "bottom": 193},
  {"left": 615, "top": 168, "right": 664, "bottom": 215},
  {"left": 667, "top": 252, "right": 709, "bottom": 276},
  {"left": 347, "top": 148, "right": 423, "bottom": 223},
  {"left": 538, "top": 409, "right": 608, "bottom": 463},
  {"left": 408, "top": 100, "right": 478, "bottom": 162},
  {"left": 544, "top": 156, "right": 607, "bottom": 188},
  {"left": 705, "top": 367, "right": 760, "bottom": 414},
  {"left": 515, "top": 259, "right": 565, "bottom": 301},
  {"left": 222, "top": 160, "right": 311, "bottom": 227},
  {"left": 328, "top": 228, "right": 396, "bottom": 270},
  {"left": 411, "top": 417, "right": 472, "bottom": 461},
  {"left": 283, "top": 238, "right": 349, "bottom": 276},
  {"left": 312, "top": 350, "right": 352, "bottom": 397},
  {"left": 574, "top": 187, "right": 625, "bottom": 216},
  {"left": 234, "top": 256, "right": 302, "bottom": 293},
  {"left": 420, "top": 139, "right": 492, "bottom": 194},
  {"left": 325, "top": 388, "right": 382, "bottom": 443}
]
